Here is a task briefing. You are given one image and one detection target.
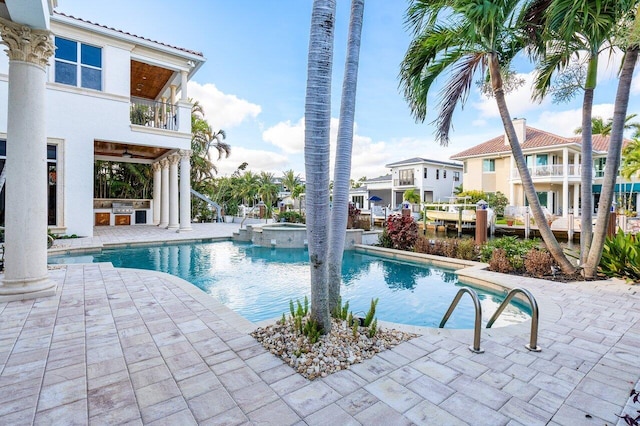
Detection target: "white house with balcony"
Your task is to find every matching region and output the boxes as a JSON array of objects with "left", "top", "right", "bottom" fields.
[
  {"left": 0, "top": 2, "right": 204, "bottom": 299},
  {"left": 385, "top": 158, "right": 463, "bottom": 210},
  {"left": 0, "top": 10, "right": 205, "bottom": 238},
  {"left": 450, "top": 118, "right": 637, "bottom": 217}
]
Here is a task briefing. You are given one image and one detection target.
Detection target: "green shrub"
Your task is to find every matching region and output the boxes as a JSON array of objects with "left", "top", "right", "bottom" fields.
[
  {"left": 599, "top": 230, "right": 640, "bottom": 281},
  {"left": 480, "top": 236, "right": 539, "bottom": 271},
  {"left": 277, "top": 211, "right": 304, "bottom": 223}
]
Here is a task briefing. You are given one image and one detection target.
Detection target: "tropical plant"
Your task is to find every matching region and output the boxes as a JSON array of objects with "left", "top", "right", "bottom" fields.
[
  {"left": 574, "top": 114, "right": 640, "bottom": 138},
  {"left": 403, "top": 188, "right": 421, "bottom": 205},
  {"left": 257, "top": 171, "right": 278, "bottom": 209},
  {"left": 399, "top": 0, "right": 575, "bottom": 274},
  {"left": 479, "top": 236, "right": 540, "bottom": 271},
  {"left": 383, "top": 214, "right": 418, "bottom": 251},
  {"left": 327, "top": 0, "right": 365, "bottom": 314},
  {"left": 457, "top": 190, "right": 509, "bottom": 217},
  {"left": 532, "top": 0, "right": 635, "bottom": 268},
  {"left": 599, "top": 230, "right": 640, "bottom": 281},
  {"left": 304, "top": 0, "right": 336, "bottom": 332},
  {"left": 622, "top": 139, "right": 640, "bottom": 181},
  {"left": 584, "top": 9, "right": 640, "bottom": 278}
]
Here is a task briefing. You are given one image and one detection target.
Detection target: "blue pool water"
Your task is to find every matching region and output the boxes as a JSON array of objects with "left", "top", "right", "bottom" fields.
[{"left": 49, "top": 241, "right": 530, "bottom": 328}]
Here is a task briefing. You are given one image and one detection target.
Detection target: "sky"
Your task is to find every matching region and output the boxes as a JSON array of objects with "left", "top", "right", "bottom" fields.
[{"left": 57, "top": 0, "right": 640, "bottom": 180}]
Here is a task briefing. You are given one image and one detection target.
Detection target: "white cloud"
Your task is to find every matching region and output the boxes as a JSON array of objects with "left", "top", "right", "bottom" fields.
[
  {"left": 532, "top": 103, "right": 614, "bottom": 137},
  {"left": 213, "top": 146, "right": 291, "bottom": 177},
  {"left": 632, "top": 71, "right": 640, "bottom": 95},
  {"left": 262, "top": 118, "right": 305, "bottom": 154},
  {"left": 472, "top": 71, "right": 550, "bottom": 119},
  {"left": 188, "top": 81, "right": 261, "bottom": 129}
]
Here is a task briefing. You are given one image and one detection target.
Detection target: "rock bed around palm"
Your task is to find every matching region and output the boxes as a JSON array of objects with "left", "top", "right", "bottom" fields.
[{"left": 251, "top": 317, "right": 418, "bottom": 380}]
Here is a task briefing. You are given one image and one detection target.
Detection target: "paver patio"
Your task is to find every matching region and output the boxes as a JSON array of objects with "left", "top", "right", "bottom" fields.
[{"left": 1, "top": 224, "right": 639, "bottom": 425}]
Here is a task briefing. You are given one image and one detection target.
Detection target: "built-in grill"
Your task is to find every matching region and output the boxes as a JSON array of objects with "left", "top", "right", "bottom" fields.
[{"left": 112, "top": 202, "right": 134, "bottom": 214}]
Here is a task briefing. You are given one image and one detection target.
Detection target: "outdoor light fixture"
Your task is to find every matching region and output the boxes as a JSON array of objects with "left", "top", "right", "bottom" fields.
[{"left": 122, "top": 147, "right": 133, "bottom": 158}]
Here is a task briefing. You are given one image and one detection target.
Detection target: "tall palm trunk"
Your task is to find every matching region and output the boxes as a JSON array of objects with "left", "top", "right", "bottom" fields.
[
  {"left": 328, "top": 0, "right": 365, "bottom": 313},
  {"left": 584, "top": 46, "right": 639, "bottom": 278},
  {"left": 579, "top": 56, "right": 598, "bottom": 265},
  {"left": 304, "top": 0, "right": 336, "bottom": 332},
  {"left": 489, "top": 54, "right": 575, "bottom": 274}
]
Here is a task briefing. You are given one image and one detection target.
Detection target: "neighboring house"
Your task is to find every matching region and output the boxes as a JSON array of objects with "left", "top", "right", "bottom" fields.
[
  {"left": 349, "top": 157, "right": 463, "bottom": 212},
  {"left": 385, "top": 158, "right": 463, "bottom": 208},
  {"left": 450, "top": 118, "right": 637, "bottom": 217},
  {"left": 0, "top": 10, "right": 205, "bottom": 237}
]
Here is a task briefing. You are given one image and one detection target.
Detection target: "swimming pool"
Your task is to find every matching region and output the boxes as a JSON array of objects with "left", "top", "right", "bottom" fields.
[{"left": 49, "top": 241, "right": 530, "bottom": 328}]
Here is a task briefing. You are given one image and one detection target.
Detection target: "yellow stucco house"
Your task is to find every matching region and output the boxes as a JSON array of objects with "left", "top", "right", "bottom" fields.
[{"left": 450, "top": 118, "right": 637, "bottom": 218}]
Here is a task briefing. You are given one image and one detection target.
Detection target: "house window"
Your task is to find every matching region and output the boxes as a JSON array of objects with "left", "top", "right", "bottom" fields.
[
  {"left": 453, "top": 171, "right": 460, "bottom": 182},
  {"left": 352, "top": 196, "right": 364, "bottom": 209},
  {"left": 55, "top": 37, "right": 102, "bottom": 90},
  {"left": 594, "top": 158, "right": 606, "bottom": 178},
  {"left": 463, "top": 161, "right": 467, "bottom": 173},
  {"left": 483, "top": 159, "right": 496, "bottom": 172},
  {"left": 398, "top": 169, "right": 414, "bottom": 186},
  {"left": 443, "top": 170, "right": 447, "bottom": 179},
  {"left": 436, "top": 169, "right": 440, "bottom": 180},
  {"left": 0, "top": 141, "right": 58, "bottom": 226},
  {"left": 423, "top": 168, "right": 428, "bottom": 178}
]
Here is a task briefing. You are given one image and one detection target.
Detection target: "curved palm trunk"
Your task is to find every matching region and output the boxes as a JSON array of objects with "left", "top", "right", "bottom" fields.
[
  {"left": 489, "top": 54, "right": 575, "bottom": 274},
  {"left": 579, "top": 57, "right": 598, "bottom": 265},
  {"left": 304, "top": 0, "right": 336, "bottom": 333},
  {"left": 584, "top": 46, "right": 639, "bottom": 278},
  {"left": 328, "top": 0, "right": 365, "bottom": 313}
]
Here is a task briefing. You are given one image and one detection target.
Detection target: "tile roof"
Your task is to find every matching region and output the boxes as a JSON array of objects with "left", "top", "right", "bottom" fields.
[
  {"left": 365, "top": 174, "right": 392, "bottom": 183},
  {"left": 53, "top": 11, "right": 204, "bottom": 57},
  {"left": 385, "top": 157, "right": 462, "bottom": 168},
  {"left": 450, "top": 126, "right": 626, "bottom": 159}
]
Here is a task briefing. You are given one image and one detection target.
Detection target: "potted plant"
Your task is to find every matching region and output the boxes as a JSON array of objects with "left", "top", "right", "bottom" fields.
[{"left": 505, "top": 216, "right": 514, "bottom": 226}]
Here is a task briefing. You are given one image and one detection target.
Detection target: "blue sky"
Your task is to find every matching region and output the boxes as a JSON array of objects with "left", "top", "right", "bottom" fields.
[{"left": 58, "top": 0, "right": 640, "bottom": 180}]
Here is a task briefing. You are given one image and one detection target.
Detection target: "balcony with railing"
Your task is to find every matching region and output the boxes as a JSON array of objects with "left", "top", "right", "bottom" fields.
[
  {"left": 511, "top": 164, "right": 583, "bottom": 179},
  {"left": 130, "top": 97, "right": 179, "bottom": 131},
  {"left": 394, "top": 177, "right": 416, "bottom": 187}
]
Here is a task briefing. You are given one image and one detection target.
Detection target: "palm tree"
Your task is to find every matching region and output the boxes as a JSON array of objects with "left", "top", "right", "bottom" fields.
[
  {"left": 328, "top": 0, "right": 365, "bottom": 313},
  {"left": 257, "top": 171, "right": 278, "bottom": 213},
  {"left": 585, "top": 44, "right": 639, "bottom": 278},
  {"left": 533, "top": 0, "right": 631, "bottom": 265},
  {"left": 403, "top": 188, "right": 421, "bottom": 205},
  {"left": 621, "top": 139, "right": 640, "bottom": 180},
  {"left": 574, "top": 114, "right": 640, "bottom": 138},
  {"left": 235, "top": 171, "right": 260, "bottom": 207},
  {"left": 191, "top": 102, "right": 231, "bottom": 178},
  {"left": 281, "top": 169, "right": 302, "bottom": 210},
  {"left": 304, "top": 0, "right": 336, "bottom": 332},
  {"left": 399, "top": 0, "right": 576, "bottom": 274}
]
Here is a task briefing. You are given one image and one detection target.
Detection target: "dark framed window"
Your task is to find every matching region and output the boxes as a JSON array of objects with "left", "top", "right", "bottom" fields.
[
  {"left": 399, "top": 169, "right": 414, "bottom": 186},
  {"left": 423, "top": 168, "right": 428, "bottom": 178},
  {"left": 483, "top": 159, "right": 496, "bottom": 172},
  {"left": 436, "top": 169, "right": 440, "bottom": 180},
  {"left": 55, "top": 37, "right": 102, "bottom": 90}
]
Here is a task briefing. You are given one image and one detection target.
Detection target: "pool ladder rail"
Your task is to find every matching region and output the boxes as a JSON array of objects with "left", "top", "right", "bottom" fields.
[{"left": 439, "top": 287, "right": 541, "bottom": 354}]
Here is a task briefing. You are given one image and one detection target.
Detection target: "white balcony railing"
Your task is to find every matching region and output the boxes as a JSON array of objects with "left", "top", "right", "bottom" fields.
[
  {"left": 130, "top": 97, "right": 178, "bottom": 131},
  {"left": 511, "top": 164, "right": 584, "bottom": 179},
  {"left": 394, "top": 178, "right": 415, "bottom": 186}
]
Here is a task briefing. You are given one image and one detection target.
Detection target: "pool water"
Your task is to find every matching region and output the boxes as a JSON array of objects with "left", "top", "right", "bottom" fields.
[{"left": 49, "top": 241, "right": 530, "bottom": 328}]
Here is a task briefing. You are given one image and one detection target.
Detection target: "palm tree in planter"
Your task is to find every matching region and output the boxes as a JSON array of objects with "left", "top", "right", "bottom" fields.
[
  {"left": 399, "top": 0, "right": 575, "bottom": 274},
  {"left": 304, "top": 0, "right": 336, "bottom": 332},
  {"left": 403, "top": 188, "right": 421, "bottom": 211}
]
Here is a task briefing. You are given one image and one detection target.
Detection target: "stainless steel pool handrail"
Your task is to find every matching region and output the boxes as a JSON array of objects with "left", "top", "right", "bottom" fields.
[
  {"left": 486, "top": 288, "right": 541, "bottom": 352},
  {"left": 439, "top": 287, "right": 484, "bottom": 353}
]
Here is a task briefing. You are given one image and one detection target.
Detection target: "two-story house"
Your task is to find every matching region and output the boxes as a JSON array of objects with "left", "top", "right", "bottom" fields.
[
  {"left": 385, "top": 157, "right": 463, "bottom": 209},
  {"left": 0, "top": 11, "right": 205, "bottom": 237},
  {"left": 450, "top": 118, "right": 637, "bottom": 217}
]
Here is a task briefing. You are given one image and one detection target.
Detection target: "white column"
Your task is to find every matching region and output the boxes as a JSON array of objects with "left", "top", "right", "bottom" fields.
[
  {"left": 509, "top": 155, "right": 515, "bottom": 205},
  {"left": 168, "top": 153, "right": 180, "bottom": 230},
  {"left": 562, "top": 148, "right": 569, "bottom": 217},
  {"left": 181, "top": 70, "right": 188, "bottom": 101},
  {"left": 179, "top": 150, "right": 192, "bottom": 231},
  {"left": 152, "top": 162, "right": 161, "bottom": 225},
  {"left": 0, "top": 21, "right": 57, "bottom": 300},
  {"left": 170, "top": 84, "right": 177, "bottom": 105},
  {"left": 574, "top": 183, "right": 580, "bottom": 216},
  {"left": 159, "top": 158, "right": 169, "bottom": 227}
]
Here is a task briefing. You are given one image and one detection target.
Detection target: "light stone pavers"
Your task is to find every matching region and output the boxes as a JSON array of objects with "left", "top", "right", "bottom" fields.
[{"left": 0, "top": 224, "right": 639, "bottom": 424}]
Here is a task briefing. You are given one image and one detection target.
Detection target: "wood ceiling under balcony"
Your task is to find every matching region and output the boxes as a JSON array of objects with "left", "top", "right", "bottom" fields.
[
  {"left": 130, "top": 60, "right": 174, "bottom": 100},
  {"left": 94, "top": 141, "right": 171, "bottom": 162}
]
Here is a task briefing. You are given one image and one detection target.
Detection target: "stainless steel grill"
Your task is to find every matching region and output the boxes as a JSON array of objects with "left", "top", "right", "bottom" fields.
[{"left": 112, "top": 202, "right": 134, "bottom": 214}]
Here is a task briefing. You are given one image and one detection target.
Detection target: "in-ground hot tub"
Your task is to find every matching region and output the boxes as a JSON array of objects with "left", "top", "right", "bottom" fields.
[{"left": 239, "top": 222, "right": 365, "bottom": 249}]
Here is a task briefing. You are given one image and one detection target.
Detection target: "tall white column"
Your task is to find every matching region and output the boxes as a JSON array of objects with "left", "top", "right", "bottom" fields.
[
  {"left": 152, "top": 162, "right": 161, "bottom": 225},
  {"left": 574, "top": 183, "right": 580, "bottom": 215},
  {"left": 168, "top": 153, "right": 180, "bottom": 230},
  {"left": 179, "top": 150, "right": 192, "bottom": 231},
  {"left": 159, "top": 158, "right": 169, "bottom": 228},
  {"left": 181, "top": 70, "right": 188, "bottom": 101},
  {"left": 562, "top": 148, "right": 569, "bottom": 217},
  {"left": 0, "top": 20, "right": 57, "bottom": 300}
]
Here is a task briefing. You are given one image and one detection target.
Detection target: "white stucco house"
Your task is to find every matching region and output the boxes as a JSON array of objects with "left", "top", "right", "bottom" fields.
[
  {"left": 349, "top": 158, "right": 464, "bottom": 212},
  {"left": 0, "top": 9, "right": 205, "bottom": 237},
  {"left": 0, "top": 2, "right": 204, "bottom": 299}
]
